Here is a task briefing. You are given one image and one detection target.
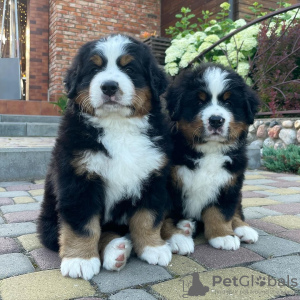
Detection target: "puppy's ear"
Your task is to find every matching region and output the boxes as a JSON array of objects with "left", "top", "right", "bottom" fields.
[
  {"left": 64, "top": 61, "right": 80, "bottom": 100},
  {"left": 244, "top": 85, "right": 260, "bottom": 124},
  {"left": 165, "top": 85, "right": 182, "bottom": 121},
  {"left": 148, "top": 61, "right": 169, "bottom": 99}
]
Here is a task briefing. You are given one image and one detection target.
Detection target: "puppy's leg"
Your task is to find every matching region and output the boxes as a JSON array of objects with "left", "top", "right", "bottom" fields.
[
  {"left": 99, "top": 232, "right": 132, "bottom": 271},
  {"left": 202, "top": 206, "right": 240, "bottom": 250},
  {"left": 232, "top": 203, "right": 258, "bottom": 244},
  {"left": 161, "top": 218, "right": 195, "bottom": 255},
  {"left": 59, "top": 215, "right": 101, "bottom": 280},
  {"left": 129, "top": 209, "right": 172, "bottom": 266}
]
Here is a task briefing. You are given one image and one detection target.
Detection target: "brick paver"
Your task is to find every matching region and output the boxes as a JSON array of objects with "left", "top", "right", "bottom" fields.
[{"left": 0, "top": 170, "right": 299, "bottom": 299}]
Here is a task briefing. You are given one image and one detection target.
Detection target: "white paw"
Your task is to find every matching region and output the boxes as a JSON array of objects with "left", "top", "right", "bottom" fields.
[
  {"left": 102, "top": 237, "right": 132, "bottom": 271},
  {"left": 234, "top": 226, "right": 259, "bottom": 244},
  {"left": 61, "top": 257, "right": 100, "bottom": 280},
  {"left": 209, "top": 235, "right": 240, "bottom": 250},
  {"left": 167, "top": 233, "right": 194, "bottom": 255},
  {"left": 140, "top": 243, "right": 172, "bottom": 266},
  {"left": 177, "top": 219, "right": 196, "bottom": 236}
]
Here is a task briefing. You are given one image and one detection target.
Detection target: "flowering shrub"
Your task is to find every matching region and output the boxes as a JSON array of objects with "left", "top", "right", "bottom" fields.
[{"left": 164, "top": 1, "right": 300, "bottom": 82}]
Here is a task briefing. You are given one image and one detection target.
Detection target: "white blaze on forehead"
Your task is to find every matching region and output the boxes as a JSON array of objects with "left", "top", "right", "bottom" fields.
[{"left": 203, "top": 67, "right": 230, "bottom": 104}]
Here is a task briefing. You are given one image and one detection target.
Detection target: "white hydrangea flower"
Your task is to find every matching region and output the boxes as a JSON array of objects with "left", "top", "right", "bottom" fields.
[
  {"left": 165, "top": 45, "right": 185, "bottom": 63},
  {"left": 194, "top": 31, "right": 207, "bottom": 41},
  {"left": 228, "top": 50, "right": 246, "bottom": 65},
  {"left": 234, "top": 19, "right": 247, "bottom": 28},
  {"left": 179, "top": 51, "right": 199, "bottom": 68},
  {"left": 186, "top": 44, "right": 197, "bottom": 53},
  {"left": 236, "top": 61, "right": 250, "bottom": 78},
  {"left": 204, "top": 34, "right": 220, "bottom": 43},
  {"left": 165, "top": 62, "right": 179, "bottom": 76},
  {"left": 198, "top": 41, "right": 214, "bottom": 53},
  {"left": 214, "top": 55, "right": 231, "bottom": 67}
]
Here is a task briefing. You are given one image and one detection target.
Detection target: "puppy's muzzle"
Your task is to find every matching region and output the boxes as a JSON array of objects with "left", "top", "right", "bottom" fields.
[
  {"left": 209, "top": 115, "right": 225, "bottom": 129},
  {"left": 101, "top": 80, "right": 119, "bottom": 96}
]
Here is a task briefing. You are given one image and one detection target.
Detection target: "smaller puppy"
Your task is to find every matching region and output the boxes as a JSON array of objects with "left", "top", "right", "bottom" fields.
[{"left": 163, "top": 63, "right": 260, "bottom": 251}]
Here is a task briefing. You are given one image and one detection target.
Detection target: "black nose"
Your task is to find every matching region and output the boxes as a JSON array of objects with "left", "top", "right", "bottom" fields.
[
  {"left": 101, "top": 80, "right": 119, "bottom": 96},
  {"left": 209, "top": 115, "right": 225, "bottom": 129}
]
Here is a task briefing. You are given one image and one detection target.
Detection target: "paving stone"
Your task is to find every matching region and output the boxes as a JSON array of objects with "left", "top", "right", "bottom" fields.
[
  {"left": 0, "top": 237, "right": 21, "bottom": 254},
  {"left": 0, "top": 202, "right": 41, "bottom": 214},
  {"left": 244, "top": 175, "right": 267, "bottom": 180},
  {"left": 109, "top": 289, "right": 157, "bottom": 300},
  {"left": 273, "top": 297, "right": 300, "bottom": 300},
  {"left": 247, "top": 219, "right": 287, "bottom": 234},
  {"left": 34, "top": 195, "right": 44, "bottom": 202},
  {"left": 0, "top": 270, "right": 96, "bottom": 300},
  {"left": 242, "top": 198, "right": 280, "bottom": 208},
  {"left": 0, "top": 222, "right": 36, "bottom": 237},
  {"left": 277, "top": 176, "right": 300, "bottom": 181},
  {"left": 191, "top": 244, "right": 263, "bottom": 269},
  {"left": 266, "top": 181, "right": 300, "bottom": 188},
  {"left": 151, "top": 267, "right": 294, "bottom": 300},
  {"left": 251, "top": 256, "right": 300, "bottom": 289},
  {"left": 0, "top": 191, "right": 29, "bottom": 198},
  {"left": 256, "top": 190, "right": 284, "bottom": 197},
  {"left": 267, "top": 194, "right": 300, "bottom": 203},
  {"left": 0, "top": 198, "right": 14, "bottom": 206},
  {"left": 242, "top": 235, "right": 300, "bottom": 258},
  {"left": 242, "top": 191, "right": 269, "bottom": 198},
  {"left": 4, "top": 210, "right": 40, "bottom": 223},
  {"left": 262, "top": 215, "right": 300, "bottom": 229},
  {"left": 30, "top": 247, "right": 61, "bottom": 270},
  {"left": 266, "top": 189, "right": 300, "bottom": 195},
  {"left": 34, "top": 179, "right": 45, "bottom": 184},
  {"left": 0, "top": 253, "right": 34, "bottom": 279},
  {"left": 244, "top": 179, "right": 277, "bottom": 185},
  {"left": 0, "top": 187, "right": 5, "bottom": 192},
  {"left": 253, "top": 228, "right": 269, "bottom": 236},
  {"left": 0, "top": 216, "right": 3, "bottom": 224},
  {"left": 76, "top": 298, "right": 102, "bottom": 300},
  {"left": 0, "top": 181, "right": 32, "bottom": 187},
  {"left": 167, "top": 254, "right": 206, "bottom": 275},
  {"left": 28, "top": 189, "right": 44, "bottom": 196},
  {"left": 13, "top": 196, "right": 35, "bottom": 204},
  {"left": 264, "top": 203, "right": 300, "bottom": 215},
  {"left": 242, "top": 185, "right": 276, "bottom": 191},
  {"left": 17, "top": 233, "right": 42, "bottom": 251},
  {"left": 92, "top": 257, "right": 172, "bottom": 293},
  {"left": 6, "top": 184, "right": 44, "bottom": 191},
  {"left": 244, "top": 207, "right": 282, "bottom": 220},
  {"left": 277, "top": 230, "right": 300, "bottom": 243}
]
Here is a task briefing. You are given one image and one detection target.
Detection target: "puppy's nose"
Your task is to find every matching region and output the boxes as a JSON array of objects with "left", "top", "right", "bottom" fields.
[
  {"left": 209, "top": 115, "right": 225, "bottom": 129},
  {"left": 101, "top": 81, "right": 119, "bottom": 96}
]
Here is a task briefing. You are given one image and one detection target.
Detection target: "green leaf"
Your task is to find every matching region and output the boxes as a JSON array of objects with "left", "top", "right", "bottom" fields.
[
  {"left": 189, "top": 23, "right": 197, "bottom": 28},
  {"left": 175, "top": 14, "right": 183, "bottom": 18}
]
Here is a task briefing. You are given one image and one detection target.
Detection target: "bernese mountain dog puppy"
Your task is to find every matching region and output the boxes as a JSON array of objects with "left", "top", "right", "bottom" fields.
[
  {"left": 162, "top": 63, "right": 260, "bottom": 251},
  {"left": 37, "top": 34, "right": 175, "bottom": 280}
]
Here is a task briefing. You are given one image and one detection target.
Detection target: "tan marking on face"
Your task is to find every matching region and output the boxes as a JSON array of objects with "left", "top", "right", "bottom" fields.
[
  {"left": 119, "top": 54, "right": 134, "bottom": 67},
  {"left": 161, "top": 218, "right": 187, "bottom": 240},
  {"left": 201, "top": 206, "right": 235, "bottom": 240},
  {"left": 223, "top": 91, "right": 231, "bottom": 101},
  {"left": 91, "top": 55, "right": 103, "bottom": 67},
  {"left": 178, "top": 118, "right": 204, "bottom": 146},
  {"left": 129, "top": 209, "right": 165, "bottom": 256},
  {"left": 59, "top": 215, "right": 101, "bottom": 259},
  {"left": 228, "top": 120, "right": 248, "bottom": 141},
  {"left": 131, "top": 87, "right": 152, "bottom": 117},
  {"left": 98, "top": 231, "right": 122, "bottom": 261},
  {"left": 199, "top": 91, "right": 207, "bottom": 101},
  {"left": 75, "top": 89, "right": 95, "bottom": 115}
]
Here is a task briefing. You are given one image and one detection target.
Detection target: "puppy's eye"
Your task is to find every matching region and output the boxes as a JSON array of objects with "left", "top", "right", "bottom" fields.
[
  {"left": 224, "top": 101, "right": 232, "bottom": 107},
  {"left": 125, "top": 67, "right": 133, "bottom": 74}
]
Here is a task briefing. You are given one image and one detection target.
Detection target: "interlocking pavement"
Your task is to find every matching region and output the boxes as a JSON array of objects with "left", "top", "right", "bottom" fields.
[{"left": 0, "top": 171, "right": 300, "bottom": 300}]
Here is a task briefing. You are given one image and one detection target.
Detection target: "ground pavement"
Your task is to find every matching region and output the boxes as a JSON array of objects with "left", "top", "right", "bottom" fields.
[{"left": 0, "top": 170, "right": 300, "bottom": 300}]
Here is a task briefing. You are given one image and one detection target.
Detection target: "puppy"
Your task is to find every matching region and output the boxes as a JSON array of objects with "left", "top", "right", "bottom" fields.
[
  {"left": 37, "top": 34, "right": 173, "bottom": 280},
  {"left": 162, "top": 63, "right": 260, "bottom": 251}
]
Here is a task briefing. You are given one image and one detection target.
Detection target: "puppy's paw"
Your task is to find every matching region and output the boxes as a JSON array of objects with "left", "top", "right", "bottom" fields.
[
  {"left": 167, "top": 233, "right": 194, "bottom": 255},
  {"left": 234, "top": 226, "right": 259, "bottom": 244},
  {"left": 102, "top": 237, "right": 132, "bottom": 271},
  {"left": 209, "top": 235, "right": 240, "bottom": 251},
  {"left": 61, "top": 257, "right": 100, "bottom": 280},
  {"left": 177, "top": 219, "right": 196, "bottom": 236},
  {"left": 140, "top": 244, "right": 172, "bottom": 266}
]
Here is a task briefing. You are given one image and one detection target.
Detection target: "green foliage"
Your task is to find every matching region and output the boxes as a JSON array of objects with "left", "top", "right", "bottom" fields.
[
  {"left": 50, "top": 94, "right": 68, "bottom": 115},
  {"left": 263, "top": 145, "right": 300, "bottom": 174}
]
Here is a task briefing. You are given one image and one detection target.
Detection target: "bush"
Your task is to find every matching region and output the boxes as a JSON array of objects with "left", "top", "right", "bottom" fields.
[
  {"left": 263, "top": 145, "right": 300, "bottom": 174},
  {"left": 50, "top": 94, "right": 68, "bottom": 115}
]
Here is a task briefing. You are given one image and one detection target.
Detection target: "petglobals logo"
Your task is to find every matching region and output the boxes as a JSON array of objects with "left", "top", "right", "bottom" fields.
[{"left": 212, "top": 275, "right": 298, "bottom": 288}]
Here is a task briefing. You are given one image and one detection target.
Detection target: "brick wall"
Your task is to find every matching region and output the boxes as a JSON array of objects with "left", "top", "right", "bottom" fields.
[{"left": 49, "top": 0, "right": 161, "bottom": 100}]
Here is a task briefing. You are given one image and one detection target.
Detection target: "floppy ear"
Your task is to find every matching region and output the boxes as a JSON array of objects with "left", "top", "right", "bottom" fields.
[
  {"left": 165, "top": 85, "right": 183, "bottom": 121},
  {"left": 64, "top": 62, "right": 80, "bottom": 100},
  {"left": 148, "top": 61, "right": 169, "bottom": 99},
  {"left": 244, "top": 85, "right": 260, "bottom": 124}
]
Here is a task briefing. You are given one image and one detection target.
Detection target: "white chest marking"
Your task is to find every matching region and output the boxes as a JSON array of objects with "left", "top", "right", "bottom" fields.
[
  {"left": 81, "top": 116, "right": 165, "bottom": 223},
  {"left": 178, "top": 144, "right": 233, "bottom": 220}
]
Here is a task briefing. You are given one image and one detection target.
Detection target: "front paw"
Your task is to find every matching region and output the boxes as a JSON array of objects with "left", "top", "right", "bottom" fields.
[
  {"left": 234, "top": 226, "right": 259, "bottom": 244},
  {"left": 209, "top": 235, "right": 240, "bottom": 250},
  {"left": 168, "top": 233, "right": 194, "bottom": 255},
  {"left": 140, "top": 244, "right": 172, "bottom": 266},
  {"left": 61, "top": 257, "right": 101, "bottom": 280},
  {"left": 177, "top": 219, "right": 196, "bottom": 236}
]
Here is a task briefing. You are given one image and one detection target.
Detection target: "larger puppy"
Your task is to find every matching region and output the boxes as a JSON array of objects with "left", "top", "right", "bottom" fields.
[
  {"left": 38, "top": 34, "right": 172, "bottom": 280},
  {"left": 163, "top": 63, "right": 260, "bottom": 251}
]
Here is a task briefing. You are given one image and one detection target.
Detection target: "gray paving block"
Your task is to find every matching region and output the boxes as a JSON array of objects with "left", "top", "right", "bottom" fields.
[
  {"left": 0, "top": 148, "right": 51, "bottom": 181},
  {"left": 251, "top": 256, "right": 300, "bottom": 289},
  {"left": 109, "top": 289, "right": 157, "bottom": 300},
  {"left": 0, "top": 253, "right": 34, "bottom": 279},
  {"left": 0, "top": 216, "right": 4, "bottom": 224},
  {"left": 267, "top": 195, "right": 300, "bottom": 203},
  {"left": 0, "top": 191, "right": 29, "bottom": 198},
  {"left": 26, "top": 123, "right": 59, "bottom": 137},
  {"left": 0, "top": 181, "right": 33, "bottom": 187},
  {"left": 0, "top": 122, "right": 26, "bottom": 137},
  {"left": 0, "top": 237, "right": 21, "bottom": 254},
  {"left": 253, "top": 228, "right": 269, "bottom": 236},
  {"left": 244, "top": 207, "right": 282, "bottom": 220},
  {"left": 242, "top": 235, "right": 300, "bottom": 258},
  {"left": 0, "top": 114, "right": 61, "bottom": 123},
  {"left": 0, "top": 222, "right": 36, "bottom": 237},
  {"left": 34, "top": 195, "right": 44, "bottom": 202},
  {"left": 1, "top": 202, "right": 41, "bottom": 214},
  {"left": 277, "top": 176, "right": 300, "bottom": 181},
  {"left": 93, "top": 257, "right": 172, "bottom": 293},
  {"left": 244, "top": 179, "right": 277, "bottom": 185}
]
